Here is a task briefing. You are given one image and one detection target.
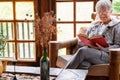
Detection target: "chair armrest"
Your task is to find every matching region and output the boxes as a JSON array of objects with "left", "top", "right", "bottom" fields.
[{"left": 49, "top": 38, "right": 78, "bottom": 67}]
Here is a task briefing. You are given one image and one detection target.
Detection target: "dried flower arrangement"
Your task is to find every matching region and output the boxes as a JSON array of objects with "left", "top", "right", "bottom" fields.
[{"left": 34, "top": 11, "right": 56, "bottom": 48}]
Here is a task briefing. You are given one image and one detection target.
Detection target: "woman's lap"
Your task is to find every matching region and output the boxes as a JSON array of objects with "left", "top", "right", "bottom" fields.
[{"left": 66, "top": 46, "right": 109, "bottom": 69}]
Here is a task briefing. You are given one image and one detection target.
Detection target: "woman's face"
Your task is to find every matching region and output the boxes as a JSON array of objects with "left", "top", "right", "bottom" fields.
[{"left": 98, "top": 6, "right": 112, "bottom": 24}]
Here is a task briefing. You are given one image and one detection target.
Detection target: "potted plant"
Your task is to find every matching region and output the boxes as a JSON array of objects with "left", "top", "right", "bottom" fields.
[{"left": 0, "top": 32, "right": 7, "bottom": 74}]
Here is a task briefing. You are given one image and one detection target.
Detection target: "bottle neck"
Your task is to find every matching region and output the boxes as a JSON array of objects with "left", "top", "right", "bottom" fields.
[{"left": 43, "top": 47, "right": 48, "bottom": 58}]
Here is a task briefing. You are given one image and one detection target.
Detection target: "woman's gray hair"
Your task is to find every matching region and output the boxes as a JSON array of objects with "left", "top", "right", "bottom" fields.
[{"left": 96, "top": 0, "right": 113, "bottom": 12}]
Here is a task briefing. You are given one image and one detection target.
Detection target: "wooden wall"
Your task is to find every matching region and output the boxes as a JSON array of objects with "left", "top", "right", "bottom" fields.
[
  {"left": 38, "top": 0, "right": 56, "bottom": 17},
  {"left": 32, "top": 0, "right": 56, "bottom": 66},
  {"left": 36, "top": 0, "right": 56, "bottom": 66}
]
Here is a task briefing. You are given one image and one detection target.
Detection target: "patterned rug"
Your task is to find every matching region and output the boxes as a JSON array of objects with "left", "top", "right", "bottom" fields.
[
  {"left": 0, "top": 73, "right": 40, "bottom": 80},
  {"left": 0, "top": 73, "right": 55, "bottom": 80}
]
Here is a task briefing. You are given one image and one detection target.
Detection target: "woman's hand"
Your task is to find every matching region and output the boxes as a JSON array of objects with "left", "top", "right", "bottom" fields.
[
  {"left": 88, "top": 43, "right": 103, "bottom": 50},
  {"left": 95, "top": 43, "right": 103, "bottom": 50}
]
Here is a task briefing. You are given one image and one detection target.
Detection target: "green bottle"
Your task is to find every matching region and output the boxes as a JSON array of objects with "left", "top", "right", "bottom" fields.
[{"left": 40, "top": 47, "right": 50, "bottom": 80}]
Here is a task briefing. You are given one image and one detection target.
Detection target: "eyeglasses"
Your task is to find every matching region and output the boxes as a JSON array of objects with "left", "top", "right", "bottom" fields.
[{"left": 97, "top": 11, "right": 110, "bottom": 15}]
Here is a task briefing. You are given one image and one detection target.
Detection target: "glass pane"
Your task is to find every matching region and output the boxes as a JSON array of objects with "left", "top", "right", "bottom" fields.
[
  {"left": 17, "top": 22, "right": 35, "bottom": 40},
  {"left": 76, "top": 2, "right": 93, "bottom": 21},
  {"left": 56, "top": 2, "right": 73, "bottom": 21},
  {"left": 76, "top": 23, "right": 90, "bottom": 35},
  {"left": 58, "top": 48, "right": 66, "bottom": 56},
  {"left": 112, "top": 0, "right": 120, "bottom": 14},
  {"left": 18, "top": 43, "right": 35, "bottom": 60},
  {"left": 57, "top": 24, "right": 74, "bottom": 41},
  {"left": 16, "top": 2, "right": 34, "bottom": 20},
  {"left": 0, "top": 42, "right": 15, "bottom": 58},
  {"left": 0, "top": 2, "right": 13, "bottom": 20},
  {"left": 0, "top": 22, "right": 14, "bottom": 40}
]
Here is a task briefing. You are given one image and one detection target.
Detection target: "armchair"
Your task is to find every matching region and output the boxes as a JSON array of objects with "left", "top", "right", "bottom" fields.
[
  {"left": 49, "top": 37, "right": 120, "bottom": 80},
  {"left": 49, "top": 12, "right": 120, "bottom": 80}
]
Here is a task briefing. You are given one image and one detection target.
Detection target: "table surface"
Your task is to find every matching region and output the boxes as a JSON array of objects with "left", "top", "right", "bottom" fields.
[{"left": 5, "top": 65, "right": 88, "bottom": 80}]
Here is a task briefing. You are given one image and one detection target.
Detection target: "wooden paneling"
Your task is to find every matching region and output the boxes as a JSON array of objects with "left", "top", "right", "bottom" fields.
[{"left": 38, "top": 0, "right": 56, "bottom": 18}]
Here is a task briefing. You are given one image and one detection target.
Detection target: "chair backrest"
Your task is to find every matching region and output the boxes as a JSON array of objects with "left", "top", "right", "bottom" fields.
[{"left": 91, "top": 12, "right": 96, "bottom": 20}]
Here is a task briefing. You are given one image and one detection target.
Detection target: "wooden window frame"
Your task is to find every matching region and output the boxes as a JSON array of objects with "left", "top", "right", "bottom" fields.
[{"left": 0, "top": 0, "right": 38, "bottom": 64}]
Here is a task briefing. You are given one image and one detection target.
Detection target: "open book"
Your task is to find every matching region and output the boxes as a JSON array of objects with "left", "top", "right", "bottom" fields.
[{"left": 77, "top": 33, "right": 109, "bottom": 47}]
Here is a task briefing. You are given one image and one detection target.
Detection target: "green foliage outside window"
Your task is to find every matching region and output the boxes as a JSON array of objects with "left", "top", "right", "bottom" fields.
[
  {"left": 113, "top": 1, "right": 120, "bottom": 13},
  {"left": 0, "top": 32, "right": 7, "bottom": 56}
]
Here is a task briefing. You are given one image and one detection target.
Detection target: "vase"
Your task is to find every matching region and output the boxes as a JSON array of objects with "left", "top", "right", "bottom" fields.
[{"left": 40, "top": 47, "right": 50, "bottom": 80}]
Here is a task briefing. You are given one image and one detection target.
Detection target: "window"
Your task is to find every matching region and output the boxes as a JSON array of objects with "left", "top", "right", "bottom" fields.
[
  {"left": 56, "top": 0, "right": 94, "bottom": 41},
  {"left": 112, "top": 0, "right": 120, "bottom": 14},
  {"left": 0, "top": 0, "right": 36, "bottom": 61},
  {"left": 112, "top": 0, "right": 120, "bottom": 19},
  {"left": 56, "top": 0, "right": 95, "bottom": 55}
]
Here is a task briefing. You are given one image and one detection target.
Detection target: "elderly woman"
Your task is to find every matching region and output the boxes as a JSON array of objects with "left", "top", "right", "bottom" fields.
[{"left": 66, "top": 0, "right": 120, "bottom": 69}]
